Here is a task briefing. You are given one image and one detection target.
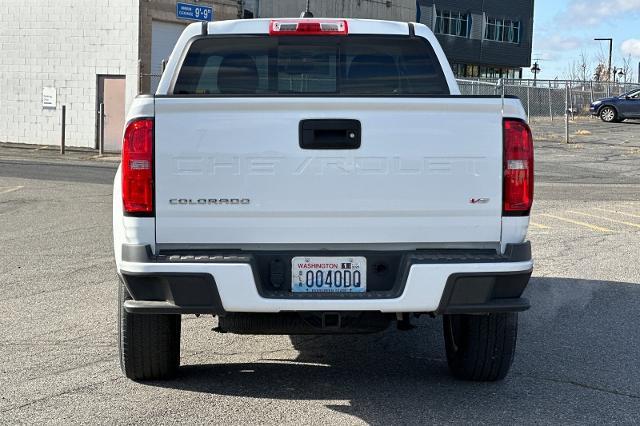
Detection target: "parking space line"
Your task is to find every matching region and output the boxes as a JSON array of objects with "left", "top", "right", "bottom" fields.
[
  {"left": 0, "top": 185, "right": 24, "bottom": 195},
  {"left": 567, "top": 210, "right": 640, "bottom": 230},
  {"left": 539, "top": 213, "right": 613, "bottom": 232},
  {"left": 593, "top": 207, "right": 640, "bottom": 219},
  {"left": 529, "top": 221, "right": 550, "bottom": 229}
]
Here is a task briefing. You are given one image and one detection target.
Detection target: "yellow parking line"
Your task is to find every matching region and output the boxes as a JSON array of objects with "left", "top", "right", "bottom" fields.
[
  {"left": 0, "top": 186, "right": 23, "bottom": 195},
  {"left": 567, "top": 210, "right": 640, "bottom": 229},
  {"left": 539, "top": 213, "right": 613, "bottom": 232},
  {"left": 529, "top": 221, "right": 550, "bottom": 229},
  {"left": 593, "top": 207, "right": 640, "bottom": 219}
]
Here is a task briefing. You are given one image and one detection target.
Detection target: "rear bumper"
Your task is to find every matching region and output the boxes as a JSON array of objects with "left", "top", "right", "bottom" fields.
[{"left": 119, "top": 243, "right": 533, "bottom": 315}]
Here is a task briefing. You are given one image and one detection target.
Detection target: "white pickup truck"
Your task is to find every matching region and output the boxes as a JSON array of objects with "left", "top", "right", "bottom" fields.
[{"left": 113, "top": 18, "right": 534, "bottom": 382}]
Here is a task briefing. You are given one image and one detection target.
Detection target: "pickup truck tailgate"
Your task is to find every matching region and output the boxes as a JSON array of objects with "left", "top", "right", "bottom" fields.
[{"left": 154, "top": 97, "right": 504, "bottom": 245}]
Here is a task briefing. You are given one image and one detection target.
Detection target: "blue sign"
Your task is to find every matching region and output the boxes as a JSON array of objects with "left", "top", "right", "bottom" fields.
[{"left": 176, "top": 2, "right": 213, "bottom": 22}]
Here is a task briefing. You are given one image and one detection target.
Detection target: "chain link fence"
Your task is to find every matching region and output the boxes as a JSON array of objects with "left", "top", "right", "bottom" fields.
[
  {"left": 457, "top": 78, "right": 640, "bottom": 121},
  {"left": 139, "top": 73, "right": 162, "bottom": 95}
]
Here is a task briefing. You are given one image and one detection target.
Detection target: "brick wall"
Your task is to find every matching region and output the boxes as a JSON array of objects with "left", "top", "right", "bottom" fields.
[{"left": 0, "top": 0, "right": 140, "bottom": 148}]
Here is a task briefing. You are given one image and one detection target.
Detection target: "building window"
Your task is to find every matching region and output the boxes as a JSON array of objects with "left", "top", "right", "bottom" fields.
[
  {"left": 484, "top": 17, "right": 520, "bottom": 44},
  {"left": 435, "top": 10, "right": 471, "bottom": 38},
  {"left": 450, "top": 63, "right": 465, "bottom": 76}
]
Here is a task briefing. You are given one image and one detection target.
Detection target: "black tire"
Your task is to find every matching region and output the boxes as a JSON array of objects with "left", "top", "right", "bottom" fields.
[
  {"left": 599, "top": 106, "right": 617, "bottom": 123},
  {"left": 443, "top": 313, "right": 518, "bottom": 382},
  {"left": 118, "top": 280, "right": 181, "bottom": 380}
]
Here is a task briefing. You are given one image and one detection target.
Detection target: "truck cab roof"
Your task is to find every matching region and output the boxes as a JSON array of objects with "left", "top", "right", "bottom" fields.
[{"left": 156, "top": 18, "right": 459, "bottom": 96}]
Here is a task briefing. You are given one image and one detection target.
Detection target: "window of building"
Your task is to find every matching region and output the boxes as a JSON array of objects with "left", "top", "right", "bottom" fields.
[
  {"left": 450, "top": 63, "right": 521, "bottom": 79},
  {"left": 435, "top": 10, "right": 471, "bottom": 38},
  {"left": 466, "top": 64, "right": 479, "bottom": 77},
  {"left": 450, "top": 63, "right": 464, "bottom": 77},
  {"left": 484, "top": 17, "right": 520, "bottom": 44}
]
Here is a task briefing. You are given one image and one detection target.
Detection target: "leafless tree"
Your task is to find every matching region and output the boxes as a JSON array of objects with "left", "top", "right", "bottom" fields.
[
  {"left": 578, "top": 51, "right": 591, "bottom": 82},
  {"left": 621, "top": 54, "right": 634, "bottom": 84},
  {"left": 565, "top": 60, "right": 581, "bottom": 80},
  {"left": 565, "top": 51, "right": 594, "bottom": 82},
  {"left": 593, "top": 63, "right": 608, "bottom": 82},
  {"left": 593, "top": 45, "right": 610, "bottom": 81}
]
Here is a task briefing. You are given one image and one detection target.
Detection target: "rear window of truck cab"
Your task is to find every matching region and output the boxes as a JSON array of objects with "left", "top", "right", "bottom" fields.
[{"left": 172, "top": 35, "right": 450, "bottom": 96}]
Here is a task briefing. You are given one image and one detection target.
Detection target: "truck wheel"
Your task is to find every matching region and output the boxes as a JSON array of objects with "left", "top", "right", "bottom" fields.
[
  {"left": 118, "top": 280, "right": 181, "bottom": 380},
  {"left": 443, "top": 313, "right": 517, "bottom": 381},
  {"left": 599, "top": 106, "right": 617, "bottom": 122}
]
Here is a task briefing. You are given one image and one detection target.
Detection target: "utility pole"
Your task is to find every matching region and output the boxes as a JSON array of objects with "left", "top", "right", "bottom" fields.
[{"left": 594, "top": 38, "right": 613, "bottom": 81}]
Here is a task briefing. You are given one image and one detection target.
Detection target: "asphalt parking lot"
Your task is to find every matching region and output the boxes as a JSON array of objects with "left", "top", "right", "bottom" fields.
[{"left": 1, "top": 118, "right": 639, "bottom": 424}]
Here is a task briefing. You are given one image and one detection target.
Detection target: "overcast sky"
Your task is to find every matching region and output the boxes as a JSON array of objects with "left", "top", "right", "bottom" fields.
[{"left": 530, "top": 0, "right": 640, "bottom": 81}]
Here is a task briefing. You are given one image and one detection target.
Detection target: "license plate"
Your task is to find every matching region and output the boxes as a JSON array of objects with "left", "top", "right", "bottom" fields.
[{"left": 291, "top": 256, "right": 366, "bottom": 293}]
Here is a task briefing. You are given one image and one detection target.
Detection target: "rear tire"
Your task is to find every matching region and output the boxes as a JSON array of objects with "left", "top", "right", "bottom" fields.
[
  {"left": 118, "top": 280, "right": 181, "bottom": 380},
  {"left": 443, "top": 313, "right": 518, "bottom": 381},
  {"left": 599, "top": 106, "right": 617, "bottom": 122}
]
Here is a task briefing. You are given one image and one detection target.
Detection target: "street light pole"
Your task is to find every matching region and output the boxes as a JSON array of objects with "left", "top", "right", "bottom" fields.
[
  {"left": 530, "top": 61, "right": 541, "bottom": 86},
  {"left": 594, "top": 38, "right": 613, "bottom": 81}
]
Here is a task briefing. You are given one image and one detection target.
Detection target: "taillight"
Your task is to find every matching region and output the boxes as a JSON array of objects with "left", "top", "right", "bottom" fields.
[
  {"left": 503, "top": 118, "right": 534, "bottom": 216},
  {"left": 269, "top": 19, "right": 348, "bottom": 36},
  {"left": 122, "top": 118, "right": 154, "bottom": 215}
]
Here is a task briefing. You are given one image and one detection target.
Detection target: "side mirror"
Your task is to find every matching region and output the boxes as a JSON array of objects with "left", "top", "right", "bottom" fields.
[{"left": 625, "top": 95, "right": 631, "bottom": 99}]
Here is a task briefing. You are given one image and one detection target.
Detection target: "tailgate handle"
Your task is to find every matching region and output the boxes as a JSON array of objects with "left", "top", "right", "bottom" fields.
[{"left": 299, "top": 119, "right": 361, "bottom": 149}]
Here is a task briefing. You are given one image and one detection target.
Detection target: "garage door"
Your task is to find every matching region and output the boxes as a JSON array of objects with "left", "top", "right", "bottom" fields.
[{"left": 151, "top": 21, "right": 187, "bottom": 92}]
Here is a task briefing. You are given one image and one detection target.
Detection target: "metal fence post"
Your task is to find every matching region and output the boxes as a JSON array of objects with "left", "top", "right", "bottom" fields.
[
  {"left": 568, "top": 81, "right": 574, "bottom": 120},
  {"left": 98, "top": 103, "right": 105, "bottom": 156},
  {"left": 60, "top": 105, "right": 66, "bottom": 155},
  {"left": 565, "top": 85, "right": 570, "bottom": 144},
  {"left": 137, "top": 59, "right": 142, "bottom": 95},
  {"left": 548, "top": 81, "right": 553, "bottom": 121},
  {"left": 589, "top": 80, "right": 594, "bottom": 104},
  {"left": 526, "top": 86, "right": 530, "bottom": 122}
]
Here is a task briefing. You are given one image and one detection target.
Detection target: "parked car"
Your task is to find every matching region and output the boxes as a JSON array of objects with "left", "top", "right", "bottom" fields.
[
  {"left": 590, "top": 88, "right": 640, "bottom": 122},
  {"left": 113, "top": 18, "right": 534, "bottom": 382}
]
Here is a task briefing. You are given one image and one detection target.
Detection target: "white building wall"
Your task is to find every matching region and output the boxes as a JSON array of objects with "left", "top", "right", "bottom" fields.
[{"left": 0, "top": 0, "right": 140, "bottom": 148}]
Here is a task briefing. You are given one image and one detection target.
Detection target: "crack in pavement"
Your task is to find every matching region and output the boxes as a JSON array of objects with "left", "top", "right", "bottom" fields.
[
  {"left": 0, "top": 376, "right": 121, "bottom": 414},
  {"left": 514, "top": 373, "right": 640, "bottom": 400}
]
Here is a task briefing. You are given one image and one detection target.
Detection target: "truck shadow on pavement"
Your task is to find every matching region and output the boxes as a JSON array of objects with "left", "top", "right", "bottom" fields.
[{"left": 148, "top": 277, "right": 640, "bottom": 423}]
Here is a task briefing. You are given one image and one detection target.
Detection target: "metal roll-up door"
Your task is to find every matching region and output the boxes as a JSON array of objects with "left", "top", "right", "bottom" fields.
[{"left": 151, "top": 20, "right": 187, "bottom": 92}]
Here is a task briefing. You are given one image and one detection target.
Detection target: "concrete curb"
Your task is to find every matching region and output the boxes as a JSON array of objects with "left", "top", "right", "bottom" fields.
[{"left": 0, "top": 142, "right": 120, "bottom": 167}]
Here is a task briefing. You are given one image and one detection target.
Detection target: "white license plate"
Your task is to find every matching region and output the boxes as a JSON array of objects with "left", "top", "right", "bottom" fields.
[{"left": 291, "top": 256, "right": 367, "bottom": 293}]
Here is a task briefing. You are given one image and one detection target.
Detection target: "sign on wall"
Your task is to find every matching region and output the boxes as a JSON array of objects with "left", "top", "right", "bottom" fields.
[
  {"left": 42, "top": 87, "right": 56, "bottom": 109},
  {"left": 176, "top": 2, "right": 213, "bottom": 21}
]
